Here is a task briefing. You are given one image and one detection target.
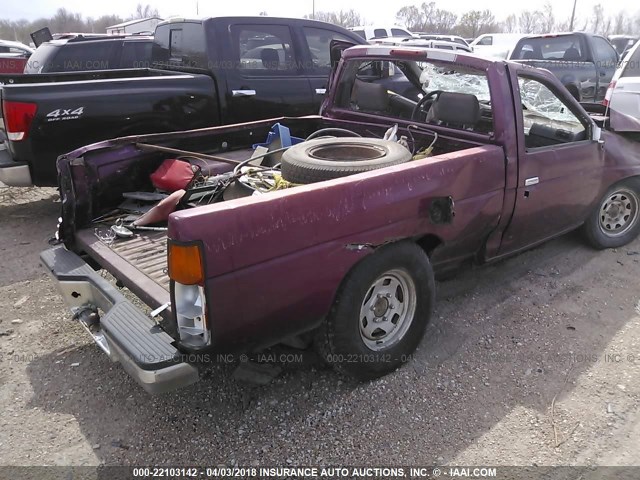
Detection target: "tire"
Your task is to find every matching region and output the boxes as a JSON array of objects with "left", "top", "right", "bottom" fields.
[
  {"left": 314, "top": 241, "right": 435, "bottom": 380},
  {"left": 582, "top": 178, "right": 640, "bottom": 249},
  {"left": 281, "top": 137, "right": 412, "bottom": 184}
]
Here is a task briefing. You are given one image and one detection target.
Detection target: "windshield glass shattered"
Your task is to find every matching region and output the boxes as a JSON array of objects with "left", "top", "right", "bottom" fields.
[
  {"left": 518, "top": 77, "right": 582, "bottom": 124},
  {"left": 419, "top": 62, "right": 491, "bottom": 102}
]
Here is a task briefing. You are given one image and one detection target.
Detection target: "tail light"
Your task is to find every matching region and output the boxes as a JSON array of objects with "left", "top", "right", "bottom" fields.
[
  {"left": 2, "top": 100, "right": 37, "bottom": 141},
  {"left": 168, "top": 242, "right": 204, "bottom": 285},
  {"left": 168, "top": 241, "right": 210, "bottom": 347},
  {"left": 603, "top": 81, "right": 616, "bottom": 107}
]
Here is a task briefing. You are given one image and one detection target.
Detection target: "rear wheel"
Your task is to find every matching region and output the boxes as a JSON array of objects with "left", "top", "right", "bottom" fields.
[
  {"left": 315, "top": 242, "right": 435, "bottom": 380},
  {"left": 582, "top": 179, "right": 640, "bottom": 249}
]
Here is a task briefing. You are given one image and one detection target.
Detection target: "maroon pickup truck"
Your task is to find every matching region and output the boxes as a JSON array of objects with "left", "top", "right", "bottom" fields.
[{"left": 41, "top": 45, "right": 640, "bottom": 393}]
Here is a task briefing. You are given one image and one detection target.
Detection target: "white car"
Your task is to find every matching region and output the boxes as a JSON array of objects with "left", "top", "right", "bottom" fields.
[
  {"left": 413, "top": 34, "right": 470, "bottom": 49},
  {"left": 372, "top": 37, "right": 472, "bottom": 53},
  {"left": 604, "top": 41, "right": 640, "bottom": 132},
  {"left": 470, "top": 33, "right": 525, "bottom": 59},
  {"left": 348, "top": 25, "right": 414, "bottom": 41}
]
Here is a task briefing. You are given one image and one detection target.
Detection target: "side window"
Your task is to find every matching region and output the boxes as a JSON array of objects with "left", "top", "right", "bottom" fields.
[
  {"left": 302, "top": 27, "right": 353, "bottom": 74},
  {"left": 152, "top": 23, "right": 206, "bottom": 68},
  {"left": 9, "top": 47, "right": 30, "bottom": 57},
  {"left": 592, "top": 37, "right": 618, "bottom": 68},
  {"left": 231, "top": 25, "right": 298, "bottom": 75},
  {"left": 373, "top": 29, "right": 387, "bottom": 39},
  {"left": 168, "top": 24, "right": 207, "bottom": 68},
  {"left": 51, "top": 42, "right": 119, "bottom": 71},
  {"left": 478, "top": 36, "right": 493, "bottom": 46},
  {"left": 120, "top": 41, "right": 153, "bottom": 68},
  {"left": 391, "top": 28, "right": 410, "bottom": 37},
  {"left": 517, "top": 75, "right": 588, "bottom": 148},
  {"left": 352, "top": 30, "right": 365, "bottom": 40}
]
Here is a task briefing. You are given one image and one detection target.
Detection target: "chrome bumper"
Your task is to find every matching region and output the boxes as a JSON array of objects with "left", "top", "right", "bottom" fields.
[{"left": 40, "top": 246, "right": 199, "bottom": 394}]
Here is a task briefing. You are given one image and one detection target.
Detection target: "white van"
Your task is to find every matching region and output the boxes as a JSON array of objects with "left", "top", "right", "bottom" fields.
[
  {"left": 348, "top": 26, "right": 414, "bottom": 41},
  {"left": 470, "top": 33, "right": 525, "bottom": 59}
]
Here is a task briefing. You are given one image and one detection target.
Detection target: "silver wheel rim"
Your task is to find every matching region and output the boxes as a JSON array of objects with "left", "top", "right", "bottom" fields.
[
  {"left": 359, "top": 268, "right": 416, "bottom": 351},
  {"left": 598, "top": 187, "right": 639, "bottom": 238}
]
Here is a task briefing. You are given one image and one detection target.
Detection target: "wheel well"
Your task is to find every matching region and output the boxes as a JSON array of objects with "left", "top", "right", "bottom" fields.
[{"left": 416, "top": 234, "right": 443, "bottom": 257}]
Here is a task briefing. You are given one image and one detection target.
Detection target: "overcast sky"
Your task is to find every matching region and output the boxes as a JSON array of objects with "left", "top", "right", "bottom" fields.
[{"left": 4, "top": 0, "right": 638, "bottom": 25}]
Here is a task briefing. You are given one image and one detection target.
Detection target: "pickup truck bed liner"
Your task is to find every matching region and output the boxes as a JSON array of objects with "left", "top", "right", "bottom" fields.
[{"left": 76, "top": 229, "right": 170, "bottom": 313}]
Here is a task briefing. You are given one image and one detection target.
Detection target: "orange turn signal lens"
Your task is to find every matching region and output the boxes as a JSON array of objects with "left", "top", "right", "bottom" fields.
[{"left": 168, "top": 243, "right": 204, "bottom": 285}]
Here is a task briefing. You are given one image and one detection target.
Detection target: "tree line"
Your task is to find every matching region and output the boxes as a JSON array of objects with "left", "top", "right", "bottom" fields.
[
  {"left": 309, "top": 2, "right": 638, "bottom": 38},
  {"left": 0, "top": 4, "right": 159, "bottom": 45},
  {"left": 2, "top": 2, "right": 638, "bottom": 47}
]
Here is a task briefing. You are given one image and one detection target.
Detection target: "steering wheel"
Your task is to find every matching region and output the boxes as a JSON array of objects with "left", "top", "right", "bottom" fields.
[{"left": 411, "top": 90, "right": 443, "bottom": 121}]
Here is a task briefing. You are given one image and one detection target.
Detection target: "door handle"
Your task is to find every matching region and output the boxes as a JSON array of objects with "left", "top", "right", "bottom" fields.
[
  {"left": 525, "top": 177, "right": 539, "bottom": 186},
  {"left": 315, "top": 88, "right": 327, "bottom": 95},
  {"left": 232, "top": 89, "right": 257, "bottom": 97}
]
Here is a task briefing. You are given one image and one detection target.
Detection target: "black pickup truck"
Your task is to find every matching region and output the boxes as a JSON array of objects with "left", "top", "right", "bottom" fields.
[
  {"left": 509, "top": 32, "right": 619, "bottom": 102},
  {"left": 0, "top": 17, "right": 364, "bottom": 187}
]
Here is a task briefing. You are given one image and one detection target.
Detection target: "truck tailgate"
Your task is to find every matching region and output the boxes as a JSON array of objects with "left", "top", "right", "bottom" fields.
[{"left": 76, "top": 228, "right": 170, "bottom": 312}]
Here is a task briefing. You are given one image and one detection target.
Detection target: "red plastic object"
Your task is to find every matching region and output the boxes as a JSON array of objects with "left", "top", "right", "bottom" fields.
[{"left": 150, "top": 159, "right": 195, "bottom": 192}]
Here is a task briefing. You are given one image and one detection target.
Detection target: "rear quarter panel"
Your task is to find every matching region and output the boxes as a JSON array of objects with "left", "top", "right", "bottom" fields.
[{"left": 169, "top": 145, "right": 506, "bottom": 350}]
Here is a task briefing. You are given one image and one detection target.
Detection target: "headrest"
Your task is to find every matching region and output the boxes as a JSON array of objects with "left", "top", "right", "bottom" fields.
[
  {"left": 351, "top": 79, "right": 389, "bottom": 112},
  {"left": 428, "top": 92, "right": 480, "bottom": 127},
  {"left": 261, "top": 48, "right": 279, "bottom": 69},
  {"left": 563, "top": 47, "right": 581, "bottom": 61}
]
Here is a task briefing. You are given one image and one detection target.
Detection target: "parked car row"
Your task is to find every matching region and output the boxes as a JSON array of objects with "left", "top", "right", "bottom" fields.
[
  {"left": 0, "top": 18, "right": 638, "bottom": 189},
  {"left": 0, "top": 17, "right": 366, "bottom": 186}
]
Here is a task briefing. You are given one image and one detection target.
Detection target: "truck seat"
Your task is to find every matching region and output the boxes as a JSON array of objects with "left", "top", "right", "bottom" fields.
[
  {"left": 351, "top": 79, "right": 390, "bottom": 113},
  {"left": 427, "top": 92, "right": 480, "bottom": 129},
  {"left": 261, "top": 48, "right": 280, "bottom": 70},
  {"left": 563, "top": 47, "right": 581, "bottom": 61}
]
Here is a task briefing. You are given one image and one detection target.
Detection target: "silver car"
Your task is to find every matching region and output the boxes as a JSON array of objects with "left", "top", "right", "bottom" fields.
[{"left": 605, "top": 41, "right": 640, "bottom": 132}]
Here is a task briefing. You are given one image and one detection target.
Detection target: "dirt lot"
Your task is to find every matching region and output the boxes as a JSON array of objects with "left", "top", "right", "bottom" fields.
[{"left": 0, "top": 186, "right": 639, "bottom": 468}]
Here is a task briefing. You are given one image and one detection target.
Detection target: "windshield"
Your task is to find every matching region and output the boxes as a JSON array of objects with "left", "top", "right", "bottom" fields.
[
  {"left": 419, "top": 62, "right": 490, "bottom": 102},
  {"left": 335, "top": 57, "right": 494, "bottom": 135}
]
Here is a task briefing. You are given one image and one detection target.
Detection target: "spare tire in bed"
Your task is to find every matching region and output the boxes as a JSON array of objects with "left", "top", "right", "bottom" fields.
[{"left": 281, "top": 137, "right": 412, "bottom": 184}]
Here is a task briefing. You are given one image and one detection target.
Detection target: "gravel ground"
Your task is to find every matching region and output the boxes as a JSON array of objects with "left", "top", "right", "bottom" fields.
[{"left": 0, "top": 186, "right": 639, "bottom": 468}]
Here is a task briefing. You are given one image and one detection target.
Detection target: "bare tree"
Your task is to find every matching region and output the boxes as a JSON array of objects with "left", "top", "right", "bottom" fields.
[
  {"left": 50, "top": 8, "right": 85, "bottom": 33},
  {"left": 456, "top": 10, "right": 496, "bottom": 38},
  {"left": 590, "top": 4, "right": 604, "bottom": 34},
  {"left": 87, "top": 15, "right": 124, "bottom": 33},
  {"left": 518, "top": 10, "right": 542, "bottom": 34},
  {"left": 540, "top": 2, "right": 555, "bottom": 33},
  {"left": 396, "top": 6, "right": 423, "bottom": 32},
  {"left": 433, "top": 10, "right": 457, "bottom": 33},
  {"left": 306, "top": 10, "right": 362, "bottom": 28},
  {"left": 131, "top": 3, "right": 160, "bottom": 20},
  {"left": 502, "top": 14, "right": 518, "bottom": 33}
]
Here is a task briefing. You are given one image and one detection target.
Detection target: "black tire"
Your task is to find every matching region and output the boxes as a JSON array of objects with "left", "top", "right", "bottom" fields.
[
  {"left": 281, "top": 137, "right": 412, "bottom": 184},
  {"left": 582, "top": 178, "right": 640, "bottom": 249},
  {"left": 314, "top": 241, "right": 435, "bottom": 380}
]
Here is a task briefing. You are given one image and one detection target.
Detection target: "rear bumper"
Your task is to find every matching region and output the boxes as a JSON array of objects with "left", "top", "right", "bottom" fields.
[
  {"left": 0, "top": 143, "right": 32, "bottom": 186},
  {"left": 40, "top": 246, "right": 199, "bottom": 394}
]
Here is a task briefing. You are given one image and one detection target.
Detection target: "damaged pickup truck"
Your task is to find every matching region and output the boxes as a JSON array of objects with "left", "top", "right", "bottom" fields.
[{"left": 41, "top": 45, "right": 640, "bottom": 393}]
